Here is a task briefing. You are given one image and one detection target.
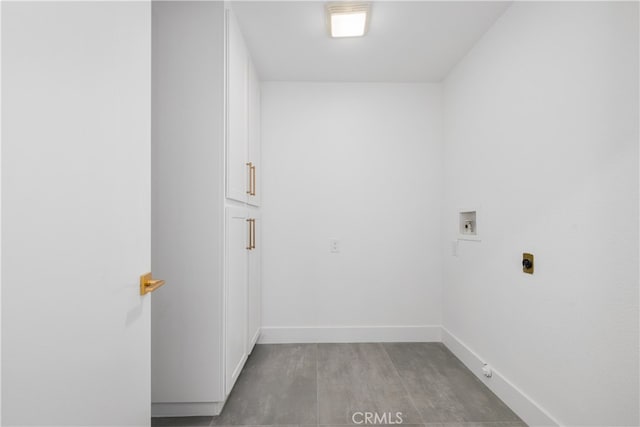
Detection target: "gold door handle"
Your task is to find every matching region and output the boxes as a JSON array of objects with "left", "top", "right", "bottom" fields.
[
  {"left": 140, "top": 272, "right": 166, "bottom": 295},
  {"left": 246, "top": 162, "right": 253, "bottom": 195},
  {"left": 246, "top": 218, "right": 254, "bottom": 250}
]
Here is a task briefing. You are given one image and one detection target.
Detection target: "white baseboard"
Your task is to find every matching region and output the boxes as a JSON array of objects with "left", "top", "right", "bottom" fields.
[
  {"left": 258, "top": 325, "right": 441, "bottom": 344},
  {"left": 249, "top": 328, "right": 260, "bottom": 351},
  {"left": 151, "top": 401, "right": 224, "bottom": 417},
  {"left": 441, "top": 327, "right": 560, "bottom": 427}
]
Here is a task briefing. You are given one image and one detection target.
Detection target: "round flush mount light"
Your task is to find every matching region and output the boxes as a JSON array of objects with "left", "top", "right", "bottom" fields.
[{"left": 326, "top": 2, "right": 371, "bottom": 38}]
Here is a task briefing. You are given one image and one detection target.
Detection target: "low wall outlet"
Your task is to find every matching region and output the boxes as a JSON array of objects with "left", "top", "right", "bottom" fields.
[
  {"left": 330, "top": 239, "right": 340, "bottom": 253},
  {"left": 482, "top": 364, "right": 492, "bottom": 378}
]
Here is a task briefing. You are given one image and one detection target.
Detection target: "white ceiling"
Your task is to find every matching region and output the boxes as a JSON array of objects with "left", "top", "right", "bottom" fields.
[{"left": 232, "top": 1, "right": 511, "bottom": 82}]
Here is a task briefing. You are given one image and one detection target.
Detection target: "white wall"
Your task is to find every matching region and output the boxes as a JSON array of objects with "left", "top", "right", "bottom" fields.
[
  {"left": 442, "top": 2, "right": 639, "bottom": 426},
  {"left": 1, "top": 3, "right": 4, "bottom": 422},
  {"left": 261, "top": 83, "right": 443, "bottom": 342},
  {"left": 2, "top": 2, "right": 151, "bottom": 425},
  {"left": 151, "top": 1, "right": 226, "bottom": 409}
]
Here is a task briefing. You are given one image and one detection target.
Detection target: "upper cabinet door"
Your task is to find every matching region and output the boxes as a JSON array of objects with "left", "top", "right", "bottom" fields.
[
  {"left": 247, "top": 58, "right": 261, "bottom": 207},
  {"left": 226, "top": 8, "right": 248, "bottom": 204}
]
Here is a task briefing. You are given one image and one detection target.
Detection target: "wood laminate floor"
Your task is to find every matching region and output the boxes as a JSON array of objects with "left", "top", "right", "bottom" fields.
[{"left": 151, "top": 343, "right": 525, "bottom": 427}]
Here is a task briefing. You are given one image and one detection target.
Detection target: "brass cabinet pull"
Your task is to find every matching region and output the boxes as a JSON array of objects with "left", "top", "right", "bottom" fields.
[
  {"left": 140, "top": 272, "right": 166, "bottom": 295},
  {"left": 251, "top": 218, "right": 256, "bottom": 249},
  {"left": 246, "top": 162, "right": 256, "bottom": 196},
  {"left": 245, "top": 218, "right": 256, "bottom": 250},
  {"left": 246, "top": 162, "right": 253, "bottom": 195},
  {"left": 246, "top": 218, "right": 253, "bottom": 250},
  {"left": 250, "top": 164, "right": 256, "bottom": 196}
]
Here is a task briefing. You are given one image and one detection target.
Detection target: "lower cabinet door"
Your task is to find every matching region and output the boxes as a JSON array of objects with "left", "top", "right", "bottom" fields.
[
  {"left": 247, "top": 212, "right": 261, "bottom": 352},
  {"left": 225, "top": 207, "right": 248, "bottom": 395}
]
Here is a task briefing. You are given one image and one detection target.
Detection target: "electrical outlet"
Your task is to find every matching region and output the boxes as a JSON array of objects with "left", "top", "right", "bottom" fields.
[{"left": 330, "top": 239, "right": 340, "bottom": 253}]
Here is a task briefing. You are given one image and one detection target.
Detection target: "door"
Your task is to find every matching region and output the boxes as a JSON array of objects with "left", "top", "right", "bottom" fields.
[
  {"left": 226, "top": 8, "right": 249, "bottom": 204},
  {"left": 247, "top": 58, "right": 261, "bottom": 207},
  {"left": 2, "top": 3, "right": 152, "bottom": 426},
  {"left": 247, "top": 212, "right": 262, "bottom": 352},
  {"left": 225, "top": 207, "right": 248, "bottom": 395}
]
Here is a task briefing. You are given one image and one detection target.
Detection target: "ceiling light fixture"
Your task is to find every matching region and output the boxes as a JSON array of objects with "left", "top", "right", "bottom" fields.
[{"left": 326, "top": 3, "right": 371, "bottom": 38}]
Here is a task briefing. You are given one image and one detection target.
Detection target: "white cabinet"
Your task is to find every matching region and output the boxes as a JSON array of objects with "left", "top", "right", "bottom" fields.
[
  {"left": 226, "top": 8, "right": 249, "bottom": 204},
  {"left": 247, "top": 59, "right": 261, "bottom": 207},
  {"left": 224, "top": 5, "right": 262, "bottom": 400},
  {"left": 226, "top": 9, "right": 261, "bottom": 207},
  {"left": 225, "top": 207, "right": 249, "bottom": 394},
  {"left": 225, "top": 207, "right": 260, "bottom": 392},
  {"left": 151, "top": 2, "right": 261, "bottom": 417},
  {"left": 247, "top": 211, "right": 261, "bottom": 351},
  {"left": 224, "top": 5, "right": 262, "bottom": 397}
]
